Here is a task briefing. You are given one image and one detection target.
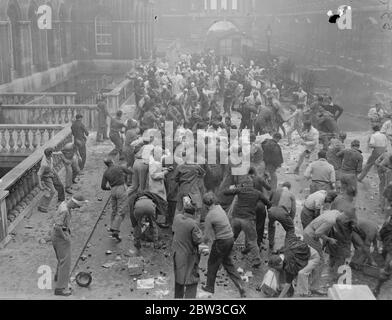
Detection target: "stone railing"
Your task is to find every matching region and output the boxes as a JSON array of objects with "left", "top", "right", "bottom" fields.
[
  {"left": 0, "top": 125, "right": 72, "bottom": 244},
  {"left": 103, "top": 78, "right": 134, "bottom": 113},
  {"left": 0, "top": 125, "right": 64, "bottom": 154},
  {"left": 0, "top": 92, "right": 77, "bottom": 105},
  {"left": 1, "top": 104, "right": 98, "bottom": 131}
]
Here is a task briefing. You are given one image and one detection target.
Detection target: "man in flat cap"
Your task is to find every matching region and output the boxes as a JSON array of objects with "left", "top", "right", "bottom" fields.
[{"left": 51, "top": 194, "right": 89, "bottom": 296}]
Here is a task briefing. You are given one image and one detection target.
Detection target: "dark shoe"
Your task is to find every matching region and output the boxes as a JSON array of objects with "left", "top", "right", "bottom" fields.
[
  {"left": 239, "top": 288, "right": 247, "bottom": 298},
  {"left": 201, "top": 286, "right": 214, "bottom": 294},
  {"left": 112, "top": 233, "right": 122, "bottom": 243},
  {"left": 252, "top": 262, "right": 262, "bottom": 269},
  {"left": 65, "top": 188, "right": 73, "bottom": 195},
  {"left": 54, "top": 288, "right": 72, "bottom": 296},
  {"left": 310, "top": 289, "right": 328, "bottom": 296},
  {"left": 241, "top": 247, "right": 251, "bottom": 255},
  {"left": 38, "top": 207, "right": 48, "bottom": 213}
]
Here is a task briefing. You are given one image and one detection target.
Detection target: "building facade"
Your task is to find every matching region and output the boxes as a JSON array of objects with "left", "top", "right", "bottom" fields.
[
  {"left": 155, "top": 0, "right": 258, "bottom": 56},
  {"left": 255, "top": 0, "right": 392, "bottom": 80},
  {"left": 0, "top": 0, "right": 154, "bottom": 86}
]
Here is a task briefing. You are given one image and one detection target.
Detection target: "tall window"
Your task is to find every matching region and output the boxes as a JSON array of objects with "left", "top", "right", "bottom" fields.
[
  {"left": 211, "top": 0, "right": 217, "bottom": 10},
  {"left": 232, "top": 0, "right": 238, "bottom": 10},
  {"left": 95, "top": 15, "right": 112, "bottom": 55},
  {"left": 221, "top": 0, "right": 227, "bottom": 10}
]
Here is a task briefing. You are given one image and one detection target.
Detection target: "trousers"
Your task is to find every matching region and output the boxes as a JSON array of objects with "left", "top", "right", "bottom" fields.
[
  {"left": 268, "top": 206, "right": 296, "bottom": 250},
  {"left": 358, "top": 147, "right": 385, "bottom": 181},
  {"left": 110, "top": 185, "right": 128, "bottom": 232},
  {"left": 295, "top": 247, "right": 321, "bottom": 295},
  {"left": 174, "top": 283, "right": 198, "bottom": 299},
  {"left": 109, "top": 131, "right": 123, "bottom": 158},
  {"left": 232, "top": 217, "right": 262, "bottom": 265},
  {"left": 38, "top": 173, "right": 65, "bottom": 212},
  {"left": 206, "top": 238, "right": 244, "bottom": 293},
  {"left": 133, "top": 198, "right": 158, "bottom": 248},
  {"left": 74, "top": 139, "right": 86, "bottom": 170},
  {"left": 63, "top": 156, "right": 80, "bottom": 189},
  {"left": 265, "top": 164, "right": 278, "bottom": 191},
  {"left": 301, "top": 206, "right": 318, "bottom": 230},
  {"left": 128, "top": 159, "right": 149, "bottom": 195},
  {"left": 51, "top": 226, "right": 71, "bottom": 290}
]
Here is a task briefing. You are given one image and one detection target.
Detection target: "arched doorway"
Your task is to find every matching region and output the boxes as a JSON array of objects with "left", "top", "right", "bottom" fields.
[
  {"left": 205, "top": 20, "right": 248, "bottom": 58},
  {"left": 7, "top": 0, "right": 22, "bottom": 78}
]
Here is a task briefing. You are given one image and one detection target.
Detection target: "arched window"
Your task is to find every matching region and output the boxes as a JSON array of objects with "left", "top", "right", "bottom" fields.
[{"left": 95, "top": 15, "right": 112, "bottom": 55}]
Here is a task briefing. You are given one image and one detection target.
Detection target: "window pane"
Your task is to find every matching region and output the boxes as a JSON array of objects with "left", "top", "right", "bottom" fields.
[
  {"left": 232, "top": 0, "right": 238, "bottom": 10},
  {"left": 211, "top": 0, "right": 217, "bottom": 10},
  {"left": 221, "top": 0, "right": 227, "bottom": 10}
]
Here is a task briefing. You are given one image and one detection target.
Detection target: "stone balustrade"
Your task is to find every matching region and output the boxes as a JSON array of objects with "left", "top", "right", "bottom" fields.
[
  {"left": 0, "top": 125, "right": 64, "bottom": 154},
  {"left": 0, "top": 125, "right": 72, "bottom": 244},
  {"left": 103, "top": 78, "right": 134, "bottom": 113},
  {"left": 1, "top": 104, "right": 98, "bottom": 130},
  {"left": 0, "top": 92, "right": 77, "bottom": 105}
]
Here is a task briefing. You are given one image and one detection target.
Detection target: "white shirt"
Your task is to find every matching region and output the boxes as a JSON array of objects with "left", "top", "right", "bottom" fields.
[
  {"left": 368, "top": 107, "right": 384, "bottom": 121},
  {"left": 304, "top": 190, "right": 327, "bottom": 211},
  {"left": 381, "top": 120, "right": 392, "bottom": 139},
  {"left": 369, "top": 131, "right": 388, "bottom": 148}
]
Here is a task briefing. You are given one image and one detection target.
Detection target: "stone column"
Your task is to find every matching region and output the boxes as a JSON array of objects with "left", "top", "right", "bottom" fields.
[{"left": 20, "top": 21, "right": 34, "bottom": 76}]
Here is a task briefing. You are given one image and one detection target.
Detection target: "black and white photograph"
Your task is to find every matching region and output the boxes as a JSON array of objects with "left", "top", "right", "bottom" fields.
[{"left": 0, "top": 0, "right": 391, "bottom": 303}]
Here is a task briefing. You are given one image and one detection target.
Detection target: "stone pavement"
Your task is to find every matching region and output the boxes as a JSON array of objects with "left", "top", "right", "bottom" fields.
[{"left": 0, "top": 119, "right": 390, "bottom": 299}]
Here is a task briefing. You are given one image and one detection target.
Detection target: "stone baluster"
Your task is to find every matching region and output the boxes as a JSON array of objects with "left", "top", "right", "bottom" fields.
[
  {"left": 8, "top": 129, "right": 15, "bottom": 153},
  {"left": 32, "top": 129, "right": 38, "bottom": 151},
  {"left": 43, "top": 108, "right": 50, "bottom": 124},
  {"left": 7, "top": 185, "right": 18, "bottom": 222},
  {"left": 39, "top": 129, "right": 46, "bottom": 146},
  {"left": 37, "top": 108, "right": 43, "bottom": 123},
  {"left": 16, "top": 129, "right": 23, "bottom": 153},
  {"left": 25, "top": 170, "right": 35, "bottom": 202},
  {"left": 0, "top": 129, "right": 6, "bottom": 152},
  {"left": 64, "top": 107, "right": 70, "bottom": 124},
  {"left": 24, "top": 129, "right": 30, "bottom": 152},
  {"left": 71, "top": 108, "right": 76, "bottom": 121},
  {"left": 13, "top": 180, "right": 24, "bottom": 216},
  {"left": 51, "top": 108, "right": 57, "bottom": 124},
  {"left": 48, "top": 128, "right": 54, "bottom": 140}
]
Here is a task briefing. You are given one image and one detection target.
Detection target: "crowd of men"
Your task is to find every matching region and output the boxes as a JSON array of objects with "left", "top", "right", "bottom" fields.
[{"left": 40, "top": 51, "right": 392, "bottom": 298}]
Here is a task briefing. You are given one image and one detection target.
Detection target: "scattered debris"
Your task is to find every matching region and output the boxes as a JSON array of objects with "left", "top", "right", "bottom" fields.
[
  {"left": 155, "top": 276, "right": 168, "bottom": 286},
  {"left": 80, "top": 255, "right": 88, "bottom": 261},
  {"left": 86, "top": 243, "right": 91, "bottom": 248},
  {"left": 241, "top": 275, "right": 249, "bottom": 283},
  {"left": 25, "top": 226, "right": 33, "bottom": 229},
  {"left": 154, "top": 290, "right": 170, "bottom": 298},
  {"left": 38, "top": 239, "right": 46, "bottom": 244},
  {"left": 137, "top": 278, "right": 155, "bottom": 289},
  {"left": 98, "top": 197, "right": 103, "bottom": 201},
  {"left": 106, "top": 250, "right": 113, "bottom": 255},
  {"left": 237, "top": 267, "right": 244, "bottom": 274},
  {"left": 197, "top": 291, "right": 212, "bottom": 299},
  {"left": 127, "top": 257, "right": 144, "bottom": 276},
  {"left": 102, "top": 262, "right": 116, "bottom": 269},
  {"left": 115, "top": 255, "right": 122, "bottom": 261},
  {"left": 244, "top": 271, "right": 253, "bottom": 278}
]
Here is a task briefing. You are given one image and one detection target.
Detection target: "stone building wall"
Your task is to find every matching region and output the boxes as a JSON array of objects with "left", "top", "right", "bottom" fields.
[{"left": 0, "top": 0, "right": 155, "bottom": 86}]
